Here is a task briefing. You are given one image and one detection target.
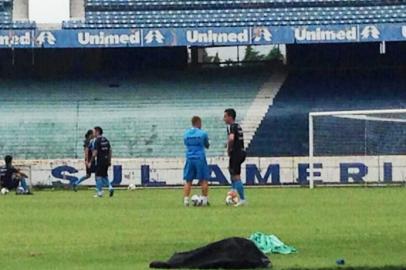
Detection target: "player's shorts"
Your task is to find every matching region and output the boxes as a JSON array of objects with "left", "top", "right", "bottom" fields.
[
  {"left": 183, "top": 158, "right": 210, "bottom": 182},
  {"left": 2, "top": 180, "right": 19, "bottom": 190},
  {"left": 95, "top": 164, "right": 109, "bottom": 178},
  {"left": 229, "top": 150, "right": 246, "bottom": 176}
]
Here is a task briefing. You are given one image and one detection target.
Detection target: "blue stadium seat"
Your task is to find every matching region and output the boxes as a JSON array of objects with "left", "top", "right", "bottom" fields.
[
  {"left": 62, "top": 1, "right": 406, "bottom": 29},
  {"left": 0, "top": 0, "right": 35, "bottom": 30}
]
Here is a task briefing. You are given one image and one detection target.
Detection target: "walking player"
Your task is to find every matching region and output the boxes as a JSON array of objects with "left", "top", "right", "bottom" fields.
[{"left": 88, "top": 126, "right": 114, "bottom": 198}]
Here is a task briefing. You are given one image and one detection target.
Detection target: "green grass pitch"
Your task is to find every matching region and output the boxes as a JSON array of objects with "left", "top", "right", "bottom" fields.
[{"left": 0, "top": 187, "right": 405, "bottom": 270}]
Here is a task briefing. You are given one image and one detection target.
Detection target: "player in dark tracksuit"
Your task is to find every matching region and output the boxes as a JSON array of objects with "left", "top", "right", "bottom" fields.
[
  {"left": 0, "top": 155, "right": 32, "bottom": 195},
  {"left": 73, "top": 129, "right": 96, "bottom": 191},
  {"left": 224, "top": 108, "right": 247, "bottom": 206},
  {"left": 88, "top": 126, "right": 114, "bottom": 198}
]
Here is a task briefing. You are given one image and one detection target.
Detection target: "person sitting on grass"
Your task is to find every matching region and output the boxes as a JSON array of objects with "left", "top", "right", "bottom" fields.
[{"left": 0, "top": 155, "right": 33, "bottom": 195}]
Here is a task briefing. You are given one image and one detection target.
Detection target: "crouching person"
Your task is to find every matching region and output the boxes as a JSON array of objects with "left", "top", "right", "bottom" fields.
[{"left": 0, "top": 155, "right": 33, "bottom": 195}]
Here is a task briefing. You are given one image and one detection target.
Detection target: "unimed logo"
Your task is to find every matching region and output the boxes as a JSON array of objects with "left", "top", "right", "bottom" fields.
[
  {"left": 294, "top": 27, "right": 357, "bottom": 42},
  {"left": 0, "top": 32, "right": 31, "bottom": 46},
  {"left": 78, "top": 31, "right": 141, "bottom": 46},
  {"left": 144, "top": 30, "right": 165, "bottom": 44},
  {"left": 36, "top": 31, "right": 56, "bottom": 46},
  {"left": 186, "top": 29, "right": 249, "bottom": 44},
  {"left": 360, "top": 25, "right": 380, "bottom": 39}
]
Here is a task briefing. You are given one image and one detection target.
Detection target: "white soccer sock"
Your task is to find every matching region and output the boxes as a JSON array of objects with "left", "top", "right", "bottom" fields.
[{"left": 201, "top": 196, "right": 208, "bottom": 205}]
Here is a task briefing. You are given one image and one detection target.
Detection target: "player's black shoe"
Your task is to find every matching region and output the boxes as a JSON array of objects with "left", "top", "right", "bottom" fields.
[
  {"left": 72, "top": 184, "right": 78, "bottom": 192},
  {"left": 109, "top": 189, "right": 114, "bottom": 197}
]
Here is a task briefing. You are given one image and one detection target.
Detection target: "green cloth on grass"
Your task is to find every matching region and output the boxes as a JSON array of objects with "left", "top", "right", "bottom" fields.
[{"left": 249, "top": 232, "right": 297, "bottom": 254}]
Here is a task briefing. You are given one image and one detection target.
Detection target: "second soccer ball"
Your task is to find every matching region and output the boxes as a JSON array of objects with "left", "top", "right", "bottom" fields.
[
  {"left": 225, "top": 191, "right": 239, "bottom": 206},
  {"left": 191, "top": 195, "right": 203, "bottom": 206}
]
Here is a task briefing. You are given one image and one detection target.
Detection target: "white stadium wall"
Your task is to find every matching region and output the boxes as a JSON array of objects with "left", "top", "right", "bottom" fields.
[{"left": 8, "top": 156, "right": 406, "bottom": 187}]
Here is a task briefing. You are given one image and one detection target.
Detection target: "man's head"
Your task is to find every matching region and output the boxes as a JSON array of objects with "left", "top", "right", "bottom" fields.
[
  {"left": 94, "top": 126, "right": 103, "bottom": 137},
  {"left": 224, "top": 108, "right": 236, "bottom": 125},
  {"left": 4, "top": 155, "right": 12, "bottom": 166},
  {"left": 191, "top": 116, "right": 202, "bottom": 129},
  {"left": 85, "top": 129, "right": 94, "bottom": 140}
]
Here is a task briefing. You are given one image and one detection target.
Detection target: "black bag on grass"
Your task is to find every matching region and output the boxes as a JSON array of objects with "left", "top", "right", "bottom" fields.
[{"left": 149, "top": 237, "right": 271, "bottom": 269}]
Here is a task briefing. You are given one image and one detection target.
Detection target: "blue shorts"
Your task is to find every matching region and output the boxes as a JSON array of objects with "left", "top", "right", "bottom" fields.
[{"left": 183, "top": 158, "right": 210, "bottom": 182}]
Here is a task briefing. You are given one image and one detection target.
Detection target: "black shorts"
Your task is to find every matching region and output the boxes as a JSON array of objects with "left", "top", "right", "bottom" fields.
[
  {"left": 229, "top": 150, "right": 246, "bottom": 176},
  {"left": 95, "top": 165, "right": 109, "bottom": 178},
  {"left": 2, "top": 180, "right": 19, "bottom": 190}
]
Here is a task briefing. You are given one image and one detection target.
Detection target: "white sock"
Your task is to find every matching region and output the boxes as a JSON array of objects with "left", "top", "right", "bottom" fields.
[
  {"left": 184, "top": 197, "right": 189, "bottom": 204},
  {"left": 201, "top": 196, "right": 208, "bottom": 205}
]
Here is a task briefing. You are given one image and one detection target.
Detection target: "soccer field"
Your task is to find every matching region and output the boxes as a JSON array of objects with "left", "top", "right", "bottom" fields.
[{"left": 0, "top": 187, "right": 405, "bottom": 270}]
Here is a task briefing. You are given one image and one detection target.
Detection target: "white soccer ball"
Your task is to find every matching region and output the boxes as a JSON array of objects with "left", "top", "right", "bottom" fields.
[
  {"left": 128, "top": 184, "right": 136, "bottom": 190},
  {"left": 225, "top": 191, "right": 239, "bottom": 206},
  {"left": 1, "top": 188, "right": 9, "bottom": 195},
  {"left": 191, "top": 194, "right": 202, "bottom": 207}
]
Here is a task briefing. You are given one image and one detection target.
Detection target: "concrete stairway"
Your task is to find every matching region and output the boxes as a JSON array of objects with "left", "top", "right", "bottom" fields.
[{"left": 240, "top": 70, "right": 288, "bottom": 149}]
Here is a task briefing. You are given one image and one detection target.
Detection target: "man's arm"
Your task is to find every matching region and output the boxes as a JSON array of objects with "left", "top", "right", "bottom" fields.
[
  {"left": 227, "top": 124, "right": 236, "bottom": 154},
  {"left": 204, "top": 133, "right": 210, "bottom": 149},
  {"left": 87, "top": 139, "right": 97, "bottom": 168},
  {"left": 88, "top": 149, "right": 97, "bottom": 168},
  {"left": 108, "top": 149, "right": 112, "bottom": 166},
  {"left": 227, "top": 133, "right": 235, "bottom": 154},
  {"left": 15, "top": 168, "right": 28, "bottom": 179}
]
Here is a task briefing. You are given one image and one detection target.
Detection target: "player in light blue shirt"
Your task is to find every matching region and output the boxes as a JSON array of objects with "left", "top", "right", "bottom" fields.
[{"left": 183, "top": 116, "right": 210, "bottom": 206}]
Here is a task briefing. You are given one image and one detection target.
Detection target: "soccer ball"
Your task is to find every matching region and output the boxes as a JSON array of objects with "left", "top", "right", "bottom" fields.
[
  {"left": 225, "top": 191, "right": 239, "bottom": 206},
  {"left": 128, "top": 184, "right": 136, "bottom": 190},
  {"left": 191, "top": 194, "right": 203, "bottom": 207},
  {"left": 1, "top": 188, "right": 9, "bottom": 195}
]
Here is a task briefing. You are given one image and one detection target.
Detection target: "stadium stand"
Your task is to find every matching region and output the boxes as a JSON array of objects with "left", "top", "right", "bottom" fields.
[
  {"left": 63, "top": 0, "right": 406, "bottom": 29},
  {"left": 247, "top": 68, "right": 406, "bottom": 157},
  {"left": 0, "top": 0, "right": 35, "bottom": 29},
  {"left": 0, "top": 67, "right": 270, "bottom": 159}
]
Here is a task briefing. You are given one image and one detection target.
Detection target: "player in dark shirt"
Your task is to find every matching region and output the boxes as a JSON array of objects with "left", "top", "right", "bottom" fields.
[
  {"left": 88, "top": 126, "right": 114, "bottom": 198},
  {"left": 224, "top": 108, "right": 247, "bottom": 206},
  {"left": 72, "top": 130, "right": 96, "bottom": 191},
  {"left": 0, "top": 155, "right": 32, "bottom": 195}
]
